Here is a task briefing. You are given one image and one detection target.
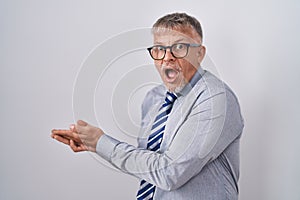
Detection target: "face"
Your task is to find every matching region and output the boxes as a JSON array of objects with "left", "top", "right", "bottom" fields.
[{"left": 152, "top": 27, "right": 206, "bottom": 92}]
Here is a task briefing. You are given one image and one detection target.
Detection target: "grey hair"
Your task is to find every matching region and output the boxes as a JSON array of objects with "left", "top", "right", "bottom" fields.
[{"left": 152, "top": 12, "right": 203, "bottom": 40}]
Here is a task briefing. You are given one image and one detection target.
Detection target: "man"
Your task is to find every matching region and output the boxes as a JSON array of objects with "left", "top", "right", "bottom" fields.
[{"left": 52, "top": 12, "right": 244, "bottom": 199}]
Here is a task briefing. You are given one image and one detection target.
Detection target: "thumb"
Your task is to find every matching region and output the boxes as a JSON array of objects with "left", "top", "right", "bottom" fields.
[
  {"left": 77, "top": 120, "right": 88, "bottom": 126},
  {"left": 75, "top": 120, "right": 89, "bottom": 133}
]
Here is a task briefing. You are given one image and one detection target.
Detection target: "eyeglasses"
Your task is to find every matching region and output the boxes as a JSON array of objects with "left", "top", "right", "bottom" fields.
[{"left": 147, "top": 43, "right": 201, "bottom": 60}]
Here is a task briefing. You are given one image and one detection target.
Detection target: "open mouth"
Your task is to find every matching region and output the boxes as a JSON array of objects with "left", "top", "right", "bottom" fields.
[{"left": 163, "top": 67, "right": 180, "bottom": 82}]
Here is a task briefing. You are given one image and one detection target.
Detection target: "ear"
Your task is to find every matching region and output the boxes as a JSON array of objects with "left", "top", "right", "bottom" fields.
[{"left": 197, "top": 45, "right": 206, "bottom": 64}]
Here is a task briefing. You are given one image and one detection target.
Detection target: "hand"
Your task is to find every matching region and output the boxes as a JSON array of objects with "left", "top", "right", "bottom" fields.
[
  {"left": 51, "top": 120, "right": 104, "bottom": 152},
  {"left": 74, "top": 120, "right": 104, "bottom": 152},
  {"left": 51, "top": 125, "right": 88, "bottom": 152}
]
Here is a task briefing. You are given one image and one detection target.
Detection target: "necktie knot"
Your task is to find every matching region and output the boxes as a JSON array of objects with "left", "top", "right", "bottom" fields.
[{"left": 165, "top": 91, "right": 177, "bottom": 105}]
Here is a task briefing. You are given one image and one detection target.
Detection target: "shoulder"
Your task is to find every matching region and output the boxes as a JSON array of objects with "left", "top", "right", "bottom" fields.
[
  {"left": 193, "top": 70, "right": 243, "bottom": 121},
  {"left": 200, "top": 70, "right": 244, "bottom": 127},
  {"left": 196, "top": 70, "right": 240, "bottom": 104}
]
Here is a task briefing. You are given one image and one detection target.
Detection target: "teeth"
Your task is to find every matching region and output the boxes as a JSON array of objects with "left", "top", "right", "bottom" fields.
[
  {"left": 160, "top": 64, "right": 181, "bottom": 80},
  {"left": 165, "top": 68, "right": 178, "bottom": 78}
]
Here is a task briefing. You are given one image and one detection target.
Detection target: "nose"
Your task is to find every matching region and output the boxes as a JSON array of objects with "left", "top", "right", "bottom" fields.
[{"left": 163, "top": 48, "right": 175, "bottom": 61}]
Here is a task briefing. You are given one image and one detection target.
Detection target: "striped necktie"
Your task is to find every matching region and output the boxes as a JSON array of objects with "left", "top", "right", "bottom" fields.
[{"left": 136, "top": 91, "right": 177, "bottom": 200}]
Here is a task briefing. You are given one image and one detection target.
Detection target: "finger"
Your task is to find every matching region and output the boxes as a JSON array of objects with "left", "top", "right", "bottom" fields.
[
  {"left": 74, "top": 122, "right": 86, "bottom": 135},
  {"left": 70, "top": 140, "right": 87, "bottom": 152},
  {"left": 52, "top": 129, "right": 81, "bottom": 143},
  {"left": 77, "top": 120, "right": 88, "bottom": 126},
  {"left": 69, "top": 140, "right": 79, "bottom": 152},
  {"left": 69, "top": 124, "right": 77, "bottom": 132},
  {"left": 52, "top": 129, "right": 73, "bottom": 136},
  {"left": 76, "top": 134, "right": 92, "bottom": 147},
  {"left": 53, "top": 135, "right": 70, "bottom": 145}
]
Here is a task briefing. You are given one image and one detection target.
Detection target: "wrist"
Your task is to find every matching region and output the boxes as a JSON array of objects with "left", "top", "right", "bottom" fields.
[{"left": 91, "top": 128, "right": 104, "bottom": 152}]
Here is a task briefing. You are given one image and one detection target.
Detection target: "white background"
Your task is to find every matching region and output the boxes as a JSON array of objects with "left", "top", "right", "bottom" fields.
[{"left": 1, "top": 0, "right": 300, "bottom": 199}]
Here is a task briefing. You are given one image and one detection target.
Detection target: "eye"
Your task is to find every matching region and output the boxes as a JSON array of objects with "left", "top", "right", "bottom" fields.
[
  {"left": 151, "top": 46, "right": 164, "bottom": 52},
  {"left": 157, "top": 46, "right": 165, "bottom": 51},
  {"left": 176, "top": 44, "right": 183, "bottom": 49},
  {"left": 173, "top": 43, "right": 187, "bottom": 51}
]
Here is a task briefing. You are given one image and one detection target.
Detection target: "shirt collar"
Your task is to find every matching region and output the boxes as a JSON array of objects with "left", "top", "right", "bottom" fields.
[{"left": 176, "top": 67, "right": 205, "bottom": 97}]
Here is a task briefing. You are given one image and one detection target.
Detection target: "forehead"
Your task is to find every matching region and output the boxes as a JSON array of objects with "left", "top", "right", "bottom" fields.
[{"left": 153, "top": 27, "right": 201, "bottom": 44}]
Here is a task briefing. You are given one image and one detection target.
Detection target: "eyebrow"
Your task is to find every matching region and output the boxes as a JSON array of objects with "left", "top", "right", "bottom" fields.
[{"left": 154, "top": 38, "right": 188, "bottom": 45}]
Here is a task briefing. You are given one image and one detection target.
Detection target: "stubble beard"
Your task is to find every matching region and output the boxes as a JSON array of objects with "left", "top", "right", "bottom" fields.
[{"left": 160, "top": 64, "right": 187, "bottom": 93}]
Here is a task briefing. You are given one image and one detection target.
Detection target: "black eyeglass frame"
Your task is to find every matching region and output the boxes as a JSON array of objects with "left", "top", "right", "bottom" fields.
[{"left": 147, "top": 43, "right": 201, "bottom": 60}]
